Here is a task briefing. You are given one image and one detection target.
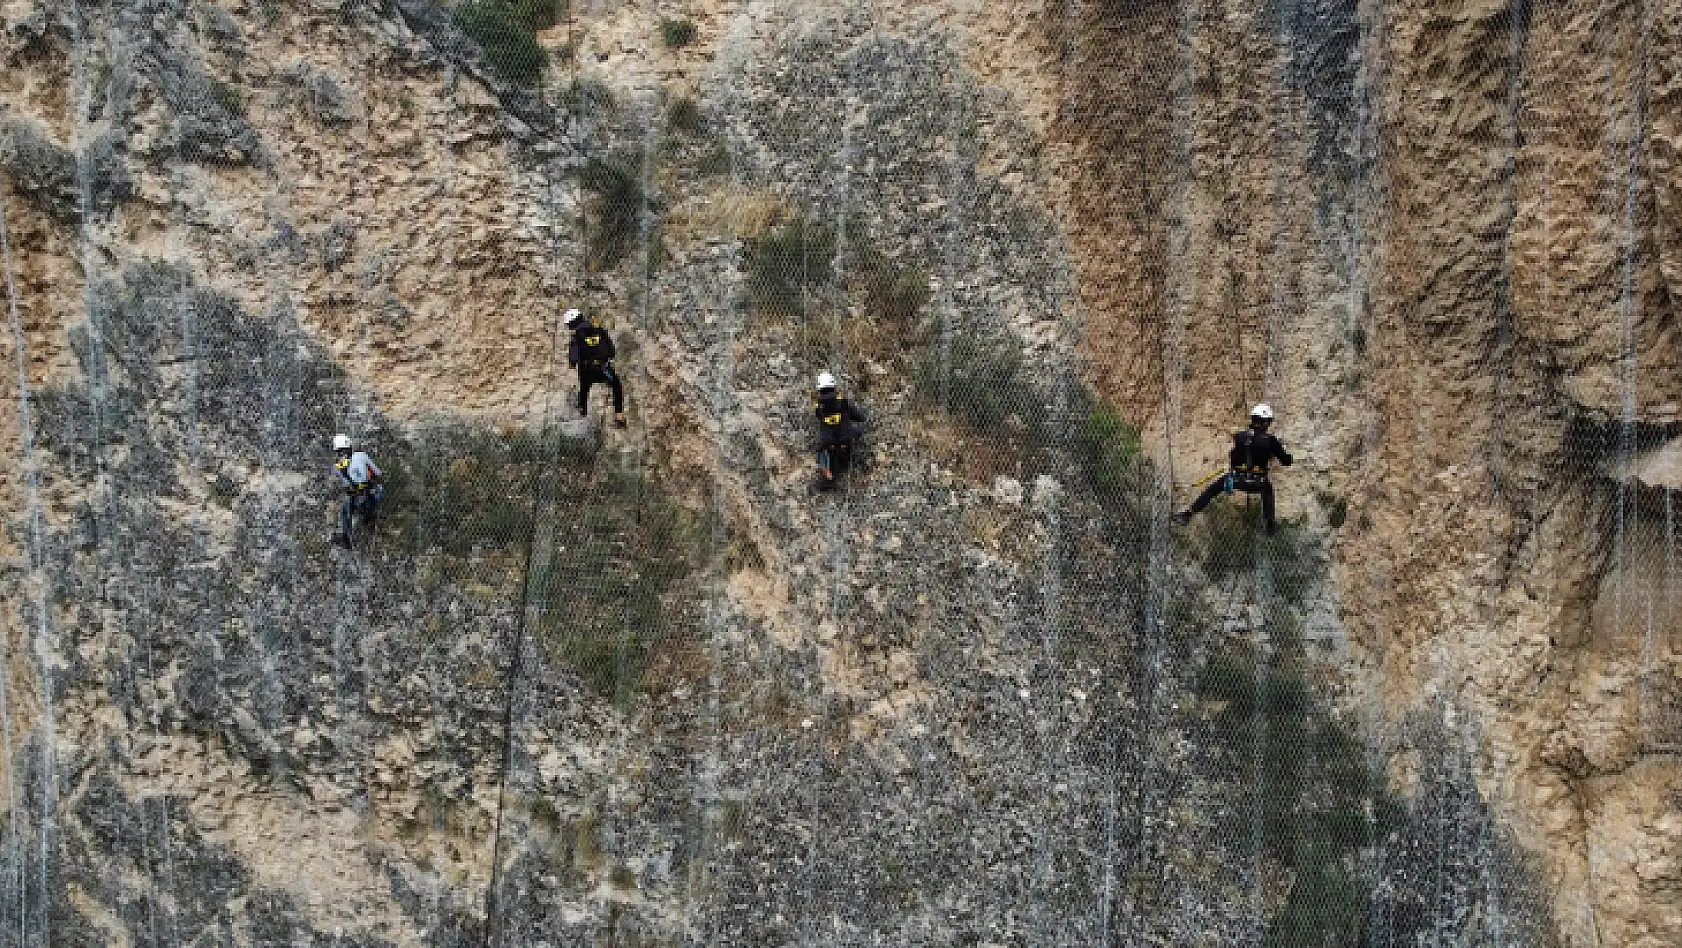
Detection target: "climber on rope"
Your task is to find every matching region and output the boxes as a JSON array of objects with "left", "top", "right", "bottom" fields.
[
  {"left": 813, "top": 371, "right": 867, "bottom": 490},
  {"left": 331, "top": 433, "right": 384, "bottom": 550},
  {"left": 566, "top": 308, "right": 627, "bottom": 429},
  {"left": 1172, "top": 403, "right": 1293, "bottom": 534}
]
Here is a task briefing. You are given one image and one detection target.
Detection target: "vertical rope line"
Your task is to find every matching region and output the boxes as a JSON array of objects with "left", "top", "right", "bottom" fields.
[
  {"left": 121, "top": 4, "right": 193, "bottom": 930},
  {"left": 1242, "top": 1, "right": 1302, "bottom": 941},
  {"left": 1577, "top": 0, "right": 1637, "bottom": 936},
  {"left": 610, "top": 88, "right": 660, "bottom": 697},
  {"left": 151, "top": 11, "right": 199, "bottom": 942},
  {"left": 1624, "top": 0, "right": 1655, "bottom": 751},
  {"left": 1109, "top": 0, "right": 1198, "bottom": 938},
  {"left": 1349, "top": 0, "right": 1392, "bottom": 936},
  {"left": 1665, "top": 487, "right": 1677, "bottom": 743},
  {"left": 333, "top": 12, "right": 386, "bottom": 817},
  {"left": 1229, "top": 270, "right": 1250, "bottom": 417},
  {"left": 482, "top": 234, "right": 567, "bottom": 948},
  {"left": 794, "top": 7, "right": 837, "bottom": 945},
  {"left": 687, "top": 4, "right": 761, "bottom": 941},
  {"left": 35, "top": 2, "right": 126, "bottom": 940},
  {"left": 0, "top": 172, "right": 38, "bottom": 948},
  {"left": 1353, "top": 1, "right": 1401, "bottom": 938},
  {"left": 1474, "top": 6, "right": 1531, "bottom": 936},
  {"left": 482, "top": 14, "right": 583, "bottom": 939},
  {"left": 583, "top": 82, "right": 668, "bottom": 948},
  {"left": 1059, "top": 1, "right": 1119, "bottom": 936},
  {"left": 143, "top": 0, "right": 188, "bottom": 921}
]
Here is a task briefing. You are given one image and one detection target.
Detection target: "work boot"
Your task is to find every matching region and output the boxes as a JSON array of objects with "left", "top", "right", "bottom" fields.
[
  {"left": 331, "top": 532, "right": 352, "bottom": 550},
  {"left": 1171, "top": 511, "right": 1191, "bottom": 527},
  {"left": 613, "top": 412, "right": 628, "bottom": 430}
]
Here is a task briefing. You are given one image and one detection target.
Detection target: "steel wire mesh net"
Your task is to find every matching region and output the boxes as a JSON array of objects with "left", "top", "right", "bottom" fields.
[{"left": 0, "top": 0, "right": 1676, "bottom": 945}]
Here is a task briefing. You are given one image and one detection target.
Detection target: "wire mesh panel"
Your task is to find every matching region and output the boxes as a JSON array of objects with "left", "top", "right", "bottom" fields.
[{"left": 1, "top": 0, "right": 1680, "bottom": 945}]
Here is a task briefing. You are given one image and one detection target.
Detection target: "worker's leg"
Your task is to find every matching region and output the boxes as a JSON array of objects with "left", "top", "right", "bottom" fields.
[
  {"left": 1187, "top": 475, "right": 1230, "bottom": 514},
  {"left": 832, "top": 441, "right": 853, "bottom": 476},
  {"left": 1260, "top": 481, "right": 1277, "bottom": 533},
  {"left": 339, "top": 498, "right": 354, "bottom": 544},
  {"left": 576, "top": 367, "right": 597, "bottom": 416},
  {"left": 605, "top": 366, "right": 625, "bottom": 413}
]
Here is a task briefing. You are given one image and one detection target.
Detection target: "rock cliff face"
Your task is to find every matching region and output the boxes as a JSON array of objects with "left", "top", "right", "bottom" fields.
[{"left": 0, "top": 0, "right": 1677, "bottom": 945}]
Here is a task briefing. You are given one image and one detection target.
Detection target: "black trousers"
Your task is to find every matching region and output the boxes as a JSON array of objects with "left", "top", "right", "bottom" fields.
[
  {"left": 577, "top": 364, "right": 624, "bottom": 415},
  {"left": 818, "top": 440, "right": 854, "bottom": 476},
  {"left": 339, "top": 491, "right": 380, "bottom": 543},
  {"left": 1190, "top": 475, "right": 1276, "bottom": 529}
]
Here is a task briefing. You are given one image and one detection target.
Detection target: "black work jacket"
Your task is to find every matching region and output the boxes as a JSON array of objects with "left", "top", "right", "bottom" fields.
[
  {"left": 569, "top": 324, "right": 616, "bottom": 366},
  {"left": 1229, "top": 428, "right": 1292, "bottom": 480},
  {"left": 815, "top": 395, "right": 866, "bottom": 445}
]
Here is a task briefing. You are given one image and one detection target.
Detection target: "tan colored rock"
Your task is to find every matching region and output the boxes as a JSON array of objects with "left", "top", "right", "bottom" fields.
[{"left": 4, "top": 0, "right": 1682, "bottom": 942}]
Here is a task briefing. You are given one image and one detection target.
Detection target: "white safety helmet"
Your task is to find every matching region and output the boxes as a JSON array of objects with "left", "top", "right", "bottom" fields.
[
  {"left": 815, "top": 371, "right": 837, "bottom": 391},
  {"left": 1250, "top": 404, "right": 1275, "bottom": 421},
  {"left": 563, "top": 308, "right": 584, "bottom": 329},
  {"left": 332, "top": 433, "right": 352, "bottom": 451}
]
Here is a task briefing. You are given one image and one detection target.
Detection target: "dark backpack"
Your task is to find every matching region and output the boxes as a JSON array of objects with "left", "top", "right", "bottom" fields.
[
  {"left": 1233, "top": 430, "right": 1272, "bottom": 484},
  {"left": 816, "top": 395, "right": 858, "bottom": 441}
]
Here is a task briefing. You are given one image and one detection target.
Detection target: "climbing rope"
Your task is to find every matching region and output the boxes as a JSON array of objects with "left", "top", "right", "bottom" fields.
[
  {"left": 482, "top": 9, "right": 597, "bottom": 935},
  {"left": 480, "top": 204, "right": 568, "bottom": 948},
  {"left": 0, "top": 167, "right": 43, "bottom": 948}
]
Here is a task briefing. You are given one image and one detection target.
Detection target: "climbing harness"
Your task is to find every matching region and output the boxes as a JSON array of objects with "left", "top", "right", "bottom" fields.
[
  {"left": 1173, "top": 432, "right": 1271, "bottom": 499},
  {"left": 335, "top": 456, "right": 384, "bottom": 499},
  {"left": 1231, "top": 429, "right": 1274, "bottom": 488}
]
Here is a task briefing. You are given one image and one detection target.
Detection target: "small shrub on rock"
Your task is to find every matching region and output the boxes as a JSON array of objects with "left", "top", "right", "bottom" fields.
[
  {"left": 659, "top": 17, "right": 698, "bottom": 48},
  {"left": 1197, "top": 647, "right": 1406, "bottom": 948},
  {"left": 0, "top": 118, "right": 77, "bottom": 216},
  {"left": 915, "top": 335, "right": 1035, "bottom": 434},
  {"left": 856, "top": 250, "right": 929, "bottom": 329},
  {"left": 745, "top": 216, "right": 834, "bottom": 318},
  {"left": 1073, "top": 399, "right": 1142, "bottom": 496},
  {"left": 580, "top": 156, "right": 645, "bottom": 270},
  {"left": 694, "top": 139, "right": 731, "bottom": 176},
  {"left": 382, "top": 425, "right": 703, "bottom": 706},
  {"left": 513, "top": 0, "right": 566, "bottom": 30},
  {"left": 564, "top": 76, "right": 616, "bottom": 115},
  {"left": 666, "top": 95, "right": 702, "bottom": 134},
  {"left": 530, "top": 474, "right": 704, "bottom": 704},
  {"left": 453, "top": 0, "right": 549, "bottom": 87}
]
